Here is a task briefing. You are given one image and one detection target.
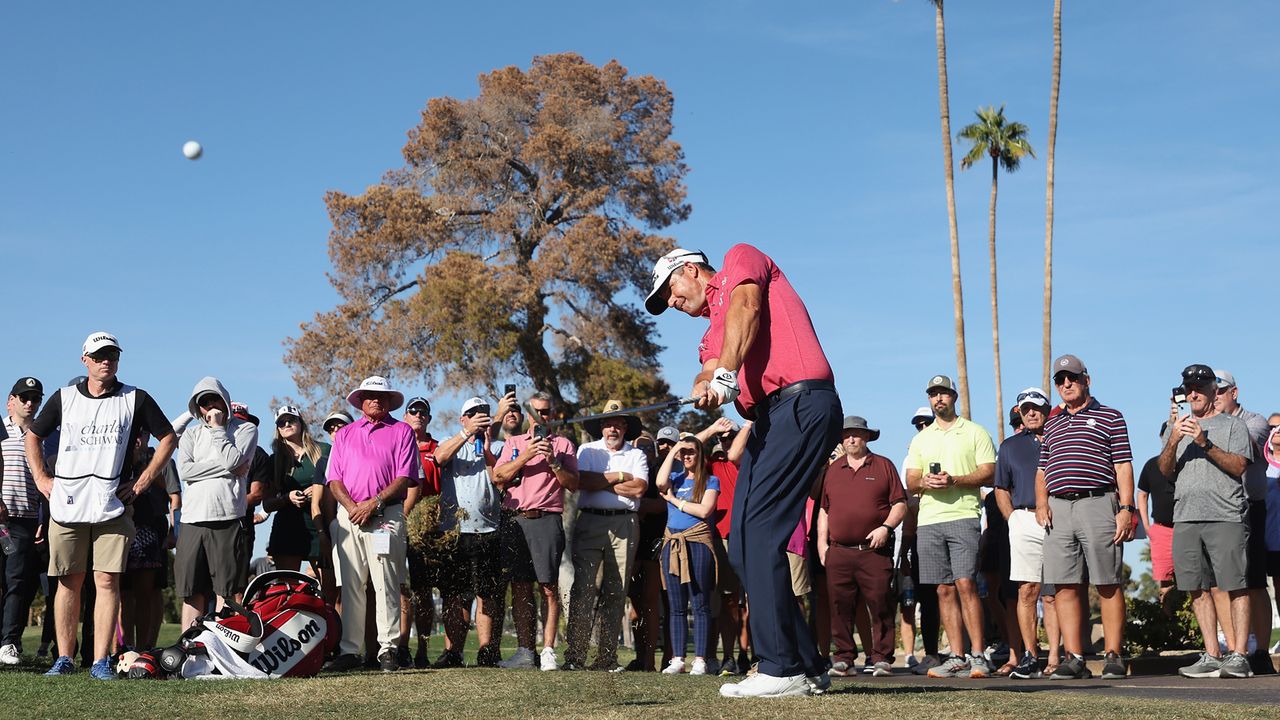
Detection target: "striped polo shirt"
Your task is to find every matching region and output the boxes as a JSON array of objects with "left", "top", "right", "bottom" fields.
[
  {"left": 1038, "top": 397, "right": 1133, "bottom": 495},
  {"left": 2, "top": 416, "right": 41, "bottom": 519}
]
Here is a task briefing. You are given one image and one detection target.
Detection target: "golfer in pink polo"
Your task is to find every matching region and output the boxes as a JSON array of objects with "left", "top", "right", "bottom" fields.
[{"left": 323, "top": 376, "right": 419, "bottom": 673}]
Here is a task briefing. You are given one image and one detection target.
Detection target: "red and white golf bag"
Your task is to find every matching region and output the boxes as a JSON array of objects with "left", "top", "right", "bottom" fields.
[{"left": 131, "top": 570, "right": 339, "bottom": 679}]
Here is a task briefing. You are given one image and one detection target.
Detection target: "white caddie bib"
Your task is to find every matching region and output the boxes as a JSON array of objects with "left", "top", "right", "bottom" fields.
[{"left": 52, "top": 384, "right": 137, "bottom": 524}]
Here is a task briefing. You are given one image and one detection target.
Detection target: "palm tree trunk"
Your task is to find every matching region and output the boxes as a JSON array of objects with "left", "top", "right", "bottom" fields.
[
  {"left": 989, "top": 157, "right": 1004, "bottom": 442},
  {"left": 934, "top": 0, "right": 970, "bottom": 418},
  {"left": 1042, "top": 0, "right": 1062, "bottom": 392}
]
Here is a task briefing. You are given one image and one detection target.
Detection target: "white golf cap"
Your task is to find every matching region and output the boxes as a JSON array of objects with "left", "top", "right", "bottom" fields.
[
  {"left": 322, "top": 410, "right": 353, "bottom": 430},
  {"left": 910, "top": 406, "right": 933, "bottom": 424},
  {"left": 1015, "top": 387, "right": 1051, "bottom": 409},
  {"left": 275, "top": 405, "right": 303, "bottom": 421},
  {"left": 82, "top": 331, "right": 122, "bottom": 355},
  {"left": 1213, "top": 369, "right": 1236, "bottom": 390},
  {"left": 346, "top": 375, "right": 405, "bottom": 412},
  {"left": 645, "top": 248, "right": 710, "bottom": 315},
  {"left": 461, "top": 397, "right": 490, "bottom": 415}
]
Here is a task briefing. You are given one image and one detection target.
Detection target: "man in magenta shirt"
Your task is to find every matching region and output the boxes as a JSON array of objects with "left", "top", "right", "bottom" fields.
[
  {"left": 647, "top": 244, "right": 842, "bottom": 698},
  {"left": 324, "top": 375, "right": 420, "bottom": 673}
]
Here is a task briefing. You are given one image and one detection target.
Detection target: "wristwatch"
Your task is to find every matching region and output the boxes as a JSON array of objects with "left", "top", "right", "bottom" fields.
[
  {"left": 375, "top": 497, "right": 386, "bottom": 513},
  {"left": 1201, "top": 438, "right": 1215, "bottom": 452},
  {"left": 1118, "top": 504, "right": 1137, "bottom": 514}
]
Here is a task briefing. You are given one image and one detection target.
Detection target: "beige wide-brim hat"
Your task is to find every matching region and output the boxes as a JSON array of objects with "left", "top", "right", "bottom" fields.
[
  {"left": 583, "top": 399, "right": 644, "bottom": 441},
  {"left": 346, "top": 375, "right": 405, "bottom": 412}
]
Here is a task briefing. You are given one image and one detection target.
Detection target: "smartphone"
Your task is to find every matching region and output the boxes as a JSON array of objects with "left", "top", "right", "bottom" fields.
[
  {"left": 929, "top": 462, "right": 942, "bottom": 475},
  {"left": 1171, "top": 385, "right": 1187, "bottom": 412},
  {"left": 534, "top": 424, "right": 548, "bottom": 440},
  {"left": 504, "top": 383, "right": 516, "bottom": 398}
]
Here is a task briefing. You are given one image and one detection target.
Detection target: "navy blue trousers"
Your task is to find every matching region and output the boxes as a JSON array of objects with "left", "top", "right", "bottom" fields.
[{"left": 727, "top": 386, "right": 842, "bottom": 677}]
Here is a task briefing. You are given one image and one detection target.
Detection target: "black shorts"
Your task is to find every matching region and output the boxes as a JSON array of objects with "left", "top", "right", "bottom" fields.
[
  {"left": 175, "top": 519, "right": 246, "bottom": 598},
  {"left": 436, "top": 531, "right": 504, "bottom": 599},
  {"left": 501, "top": 513, "right": 565, "bottom": 585},
  {"left": 1246, "top": 502, "right": 1268, "bottom": 589}
]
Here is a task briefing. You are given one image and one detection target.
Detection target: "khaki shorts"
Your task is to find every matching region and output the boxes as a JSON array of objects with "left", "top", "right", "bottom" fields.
[
  {"left": 787, "top": 551, "right": 811, "bottom": 596},
  {"left": 49, "top": 510, "right": 135, "bottom": 576}
]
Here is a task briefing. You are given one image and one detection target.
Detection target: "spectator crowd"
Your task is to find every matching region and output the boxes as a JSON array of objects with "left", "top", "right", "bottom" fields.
[{"left": 2, "top": 332, "right": 1279, "bottom": 686}]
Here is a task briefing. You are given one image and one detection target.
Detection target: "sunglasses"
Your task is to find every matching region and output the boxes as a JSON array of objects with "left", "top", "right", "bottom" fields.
[
  {"left": 276, "top": 417, "right": 299, "bottom": 428},
  {"left": 1053, "top": 372, "right": 1083, "bottom": 386},
  {"left": 914, "top": 420, "right": 932, "bottom": 430},
  {"left": 406, "top": 408, "right": 430, "bottom": 416},
  {"left": 463, "top": 406, "right": 491, "bottom": 417},
  {"left": 1016, "top": 392, "right": 1048, "bottom": 405},
  {"left": 16, "top": 393, "right": 42, "bottom": 404},
  {"left": 325, "top": 422, "right": 347, "bottom": 432},
  {"left": 530, "top": 406, "right": 553, "bottom": 416},
  {"left": 87, "top": 349, "right": 121, "bottom": 362},
  {"left": 197, "top": 395, "right": 222, "bottom": 409}
]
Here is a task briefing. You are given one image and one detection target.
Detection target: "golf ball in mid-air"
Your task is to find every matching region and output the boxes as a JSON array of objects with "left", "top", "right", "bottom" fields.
[{"left": 182, "top": 140, "right": 203, "bottom": 160}]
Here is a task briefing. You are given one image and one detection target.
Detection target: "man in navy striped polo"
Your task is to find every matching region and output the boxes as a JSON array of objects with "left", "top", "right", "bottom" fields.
[{"left": 1034, "top": 354, "right": 1135, "bottom": 680}]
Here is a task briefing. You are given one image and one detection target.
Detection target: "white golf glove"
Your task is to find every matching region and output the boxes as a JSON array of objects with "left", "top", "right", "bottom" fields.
[{"left": 708, "top": 368, "right": 740, "bottom": 406}]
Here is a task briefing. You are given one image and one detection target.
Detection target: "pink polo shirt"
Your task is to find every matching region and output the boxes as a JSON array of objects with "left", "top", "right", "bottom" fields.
[
  {"left": 326, "top": 415, "right": 420, "bottom": 503},
  {"left": 500, "top": 432, "right": 578, "bottom": 513},
  {"left": 698, "top": 244, "right": 833, "bottom": 416}
]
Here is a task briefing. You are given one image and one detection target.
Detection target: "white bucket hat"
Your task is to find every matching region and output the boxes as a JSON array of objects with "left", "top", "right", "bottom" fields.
[{"left": 346, "top": 375, "right": 405, "bottom": 412}]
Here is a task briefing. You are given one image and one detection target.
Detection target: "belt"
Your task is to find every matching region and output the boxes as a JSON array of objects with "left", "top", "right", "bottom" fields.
[
  {"left": 1050, "top": 488, "right": 1112, "bottom": 501},
  {"left": 516, "top": 509, "right": 560, "bottom": 519},
  {"left": 833, "top": 540, "right": 875, "bottom": 551},
  {"left": 580, "top": 507, "right": 635, "bottom": 517},
  {"left": 759, "top": 379, "right": 837, "bottom": 414},
  {"left": 1013, "top": 505, "right": 1035, "bottom": 511}
]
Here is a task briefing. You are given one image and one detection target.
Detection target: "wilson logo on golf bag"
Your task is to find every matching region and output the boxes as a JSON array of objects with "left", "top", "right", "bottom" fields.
[{"left": 127, "top": 570, "right": 339, "bottom": 680}]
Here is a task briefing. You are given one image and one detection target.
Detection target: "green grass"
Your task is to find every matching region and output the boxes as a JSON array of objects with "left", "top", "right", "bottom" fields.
[{"left": 0, "top": 624, "right": 1274, "bottom": 719}]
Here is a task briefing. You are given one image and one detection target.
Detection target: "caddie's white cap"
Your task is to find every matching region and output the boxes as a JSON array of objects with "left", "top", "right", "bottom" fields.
[
  {"left": 82, "top": 331, "right": 122, "bottom": 355},
  {"left": 645, "top": 248, "right": 710, "bottom": 315}
]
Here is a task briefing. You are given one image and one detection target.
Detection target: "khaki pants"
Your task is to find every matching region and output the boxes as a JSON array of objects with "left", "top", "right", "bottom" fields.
[
  {"left": 335, "top": 504, "right": 406, "bottom": 657},
  {"left": 565, "top": 512, "right": 637, "bottom": 667}
]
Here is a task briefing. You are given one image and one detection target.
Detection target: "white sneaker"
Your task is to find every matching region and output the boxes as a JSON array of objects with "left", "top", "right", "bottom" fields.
[
  {"left": 0, "top": 644, "right": 20, "bottom": 666},
  {"left": 539, "top": 646, "right": 559, "bottom": 671},
  {"left": 720, "top": 671, "right": 812, "bottom": 698},
  {"left": 690, "top": 658, "right": 708, "bottom": 675},
  {"left": 662, "top": 657, "right": 686, "bottom": 674},
  {"left": 498, "top": 647, "right": 536, "bottom": 669}
]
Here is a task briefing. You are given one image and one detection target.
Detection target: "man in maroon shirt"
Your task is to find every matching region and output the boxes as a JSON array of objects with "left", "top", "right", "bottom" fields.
[
  {"left": 647, "top": 245, "right": 842, "bottom": 698},
  {"left": 817, "top": 416, "right": 906, "bottom": 677}
]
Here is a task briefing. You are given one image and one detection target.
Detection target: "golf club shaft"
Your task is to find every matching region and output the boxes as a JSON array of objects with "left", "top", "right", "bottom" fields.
[{"left": 543, "top": 397, "right": 698, "bottom": 428}]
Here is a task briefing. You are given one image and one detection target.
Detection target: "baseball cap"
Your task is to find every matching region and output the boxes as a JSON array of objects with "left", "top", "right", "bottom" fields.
[
  {"left": 82, "top": 331, "right": 122, "bottom": 355},
  {"left": 406, "top": 396, "right": 431, "bottom": 413},
  {"left": 910, "top": 406, "right": 933, "bottom": 425},
  {"left": 275, "top": 405, "right": 302, "bottom": 421},
  {"left": 1015, "top": 387, "right": 1050, "bottom": 409},
  {"left": 1051, "top": 354, "right": 1088, "bottom": 377},
  {"left": 9, "top": 377, "right": 43, "bottom": 397},
  {"left": 1213, "top": 368, "right": 1236, "bottom": 390},
  {"left": 925, "top": 375, "right": 956, "bottom": 394},
  {"left": 655, "top": 426, "right": 680, "bottom": 444},
  {"left": 461, "top": 397, "right": 490, "bottom": 415},
  {"left": 1181, "top": 363, "right": 1217, "bottom": 389},
  {"left": 644, "top": 248, "right": 710, "bottom": 315},
  {"left": 229, "top": 402, "right": 260, "bottom": 426},
  {"left": 322, "top": 410, "right": 352, "bottom": 432}
]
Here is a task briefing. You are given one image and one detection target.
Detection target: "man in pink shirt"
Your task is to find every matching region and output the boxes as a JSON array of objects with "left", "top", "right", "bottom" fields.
[
  {"left": 647, "top": 245, "right": 842, "bottom": 698},
  {"left": 493, "top": 391, "right": 579, "bottom": 671},
  {"left": 323, "top": 376, "right": 419, "bottom": 673}
]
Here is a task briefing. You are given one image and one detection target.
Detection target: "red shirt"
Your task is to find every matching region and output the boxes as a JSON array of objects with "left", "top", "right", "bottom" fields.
[
  {"left": 710, "top": 458, "right": 739, "bottom": 538},
  {"left": 820, "top": 452, "right": 906, "bottom": 546},
  {"left": 698, "top": 244, "right": 834, "bottom": 416},
  {"left": 417, "top": 435, "right": 441, "bottom": 497}
]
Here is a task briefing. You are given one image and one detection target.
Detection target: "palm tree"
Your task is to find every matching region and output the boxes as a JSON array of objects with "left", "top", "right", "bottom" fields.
[
  {"left": 929, "top": 0, "right": 971, "bottom": 419},
  {"left": 959, "top": 105, "right": 1035, "bottom": 442},
  {"left": 1042, "top": 0, "right": 1062, "bottom": 392}
]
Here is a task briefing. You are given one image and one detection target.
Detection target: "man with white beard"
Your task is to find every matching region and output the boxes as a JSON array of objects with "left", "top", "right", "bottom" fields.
[{"left": 563, "top": 400, "right": 650, "bottom": 671}]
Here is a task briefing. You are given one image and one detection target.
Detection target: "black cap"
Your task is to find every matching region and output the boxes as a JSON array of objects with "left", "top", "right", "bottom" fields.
[
  {"left": 406, "top": 396, "right": 431, "bottom": 413},
  {"left": 1181, "top": 363, "right": 1217, "bottom": 389},
  {"left": 10, "top": 377, "right": 43, "bottom": 397}
]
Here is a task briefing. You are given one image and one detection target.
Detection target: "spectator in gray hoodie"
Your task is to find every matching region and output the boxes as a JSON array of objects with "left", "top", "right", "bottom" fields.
[{"left": 175, "top": 377, "right": 258, "bottom": 628}]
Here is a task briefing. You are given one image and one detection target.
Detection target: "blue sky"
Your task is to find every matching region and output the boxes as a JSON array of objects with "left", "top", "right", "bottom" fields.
[{"left": 3, "top": 2, "right": 1277, "bottom": 568}]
